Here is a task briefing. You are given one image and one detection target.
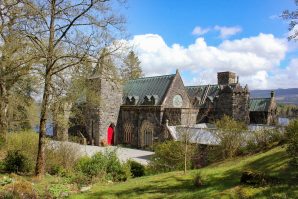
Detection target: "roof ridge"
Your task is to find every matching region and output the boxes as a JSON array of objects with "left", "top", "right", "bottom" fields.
[
  {"left": 250, "top": 97, "right": 271, "bottom": 100},
  {"left": 186, "top": 84, "right": 218, "bottom": 88},
  {"left": 128, "top": 74, "right": 175, "bottom": 82}
]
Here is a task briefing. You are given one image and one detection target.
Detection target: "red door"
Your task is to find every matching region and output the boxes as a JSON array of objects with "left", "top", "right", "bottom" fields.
[{"left": 107, "top": 127, "right": 114, "bottom": 145}]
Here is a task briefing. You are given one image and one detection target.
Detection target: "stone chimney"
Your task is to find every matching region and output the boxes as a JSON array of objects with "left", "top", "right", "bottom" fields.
[
  {"left": 271, "top": 90, "right": 275, "bottom": 98},
  {"left": 217, "top": 71, "right": 237, "bottom": 85}
]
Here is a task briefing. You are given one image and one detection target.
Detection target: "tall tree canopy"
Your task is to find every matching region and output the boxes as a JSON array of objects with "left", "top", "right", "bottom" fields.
[
  {"left": 23, "top": 0, "right": 126, "bottom": 177},
  {"left": 121, "top": 51, "right": 143, "bottom": 81},
  {"left": 0, "top": 0, "right": 36, "bottom": 141}
]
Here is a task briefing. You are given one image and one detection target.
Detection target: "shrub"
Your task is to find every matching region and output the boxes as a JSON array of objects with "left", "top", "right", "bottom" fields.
[
  {"left": 75, "top": 149, "right": 130, "bottom": 183},
  {"left": 6, "top": 131, "right": 39, "bottom": 173},
  {"left": 3, "top": 150, "right": 30, "bottom": 173},
  {"left": 215, "top": 115, "right": 247, "bottom": 159},
  {"left": 105, "top": 150, "right": 130, "bottom": 182},
  {"left": 193, "top": 172, "right": 203, "bottom": 188},
  {"left": 239, "top": 129, "right": 285, "bottom": 155},
  {"left": 2, "top": 180, "right": 38, "bottom": 199},
  {"left": 128, "top": 160, "right": 145, "bottom": 177},
  {"left": 70, "top": 172, "right": 90, "bottom": 188},
  {"left": 240, "top": 170, "right": 268, "bottom": 186},
  {"left": 45, "top": 142, "right": 80, "bottom": 175},
  {"left": 285, "top": 119, "right": 298, "bottom": 166},
  {"left": 148, "top": 141, "right": 197, "bottom": 173},
  {"left": 75, "top": 154, "right": 106, "bottom": 178}
]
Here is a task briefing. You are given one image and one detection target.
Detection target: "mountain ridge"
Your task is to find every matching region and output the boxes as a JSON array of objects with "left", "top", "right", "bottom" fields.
[{"left": 250, "top": 88, "right": 298, "bottom": 105}]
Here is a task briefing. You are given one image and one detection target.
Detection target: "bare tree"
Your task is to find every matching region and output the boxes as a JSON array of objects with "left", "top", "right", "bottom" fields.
[{"left": 24, "top": 0, "right": 125, "bottom": 177}]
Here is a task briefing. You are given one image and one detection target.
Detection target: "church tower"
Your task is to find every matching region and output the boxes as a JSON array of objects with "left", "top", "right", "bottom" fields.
[
  {"left": 215, "top": 71, "right": 250, "bottom": 123},
  {"left": 87, "top": 49, "right": 123, "bottom": 146}
]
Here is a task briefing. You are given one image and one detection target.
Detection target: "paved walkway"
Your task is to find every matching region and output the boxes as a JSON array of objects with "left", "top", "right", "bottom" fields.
[{"left": 49, "top": 141, "right": 154, "bottom": 165}]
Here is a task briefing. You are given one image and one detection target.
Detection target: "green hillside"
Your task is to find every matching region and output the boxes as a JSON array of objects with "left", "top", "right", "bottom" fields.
[{"left": 71, "top": 146, "right": 297, "bottom": 199}]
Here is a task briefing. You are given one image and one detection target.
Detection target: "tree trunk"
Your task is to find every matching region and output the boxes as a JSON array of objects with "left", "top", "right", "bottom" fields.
[
  {"left": 184, "top": 139, "right": 187, "bottom": 175},
  {"left": 35, "top": 74, "right": 51, "bottom": 177},
  {"left": 0, "top": 82, "right": 8, "bottom": 142},
  {"left": 35, "top": 0, "right": 56, "bottom": 177}
]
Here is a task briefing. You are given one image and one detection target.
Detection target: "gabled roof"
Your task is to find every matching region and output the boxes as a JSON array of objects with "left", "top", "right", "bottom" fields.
[
  {"left": 249, "top": 98, "right": 271, "bottom": 112},
  {"left": 123, "top": 74, "right": 175, "bottom": 105},
  {"left": 186, "top": 85, "right": 220, "bottom": 107}
]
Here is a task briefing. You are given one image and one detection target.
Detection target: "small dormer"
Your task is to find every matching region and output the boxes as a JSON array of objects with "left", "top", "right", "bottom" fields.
[
  {"left": 151, "top": 95, "right": 159, "bottom": 105},
  {"left": 125, "top": 96, "right": 139, "bottom": 105},
  {"left": 143, "top": 95, "right": 152, "bottom": 105},
  {"left": 194, "top": 96, "right": 201, "bottom": 106},
  {"left": 143, "top": 95, "right": 159, "bottom": 105}
]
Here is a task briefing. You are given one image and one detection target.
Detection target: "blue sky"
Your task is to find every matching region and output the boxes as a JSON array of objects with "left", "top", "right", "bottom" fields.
[{"left": 121, "top": 0, "right": 298, "bottom": 89}]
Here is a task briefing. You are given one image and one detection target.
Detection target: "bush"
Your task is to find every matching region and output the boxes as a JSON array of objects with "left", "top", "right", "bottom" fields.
[
  {"left": 105, "top": 150, "right": 131, "bottom": 182},
  {"left": 193, "top": 172, "right": 203, "bottom": 188},
  {"left": 241, "top": 129, "right": 285, "bottom": 155},
  {"left": 75, "top": 154, "right": 106, "bottom": 178},
  {"left": 128, "top": 160, "right": 145, "bottom": 177},
  {"left": 6, "top": 131, "right": 39, "bottom": 173},
  {"left": 75, "top": 149, "right": 130, "bottom": 183},
  {"left": 148, "top": 141, "right": 197, "bottom": 174},
  {"left": 240, "top": 170, "right": 268, "bottom": 186},
  {"left": 215, "top": 116, "right": 247, "bottom": 159},
  {"left": 3, "top": 150, "right": 30, "bottom": 173},
  {"left": 285, "top": 119, "right": 298, "bottom": 166},
  {"left": 45, "top": 142, "right": 80, "bottom": 175},
  {"left": 1, "top": 180, "right": 38, "bottom": 199}
]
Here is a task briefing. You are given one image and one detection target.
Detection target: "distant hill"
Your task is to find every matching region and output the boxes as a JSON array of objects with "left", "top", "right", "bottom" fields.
[{"left": 251, "top": 88, "right": 298, "bottom": 105}]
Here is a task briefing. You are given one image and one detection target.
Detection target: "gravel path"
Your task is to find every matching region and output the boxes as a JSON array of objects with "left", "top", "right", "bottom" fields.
[{"left": 49, "top": 141, "right": 154, "bottom": 165}]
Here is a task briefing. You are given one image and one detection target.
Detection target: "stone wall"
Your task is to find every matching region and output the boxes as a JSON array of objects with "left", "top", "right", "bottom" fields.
[
  {"left": 232, "top": 92, "right": 250, "bottom": 123},
  {"left": 86, "top": 78, "right": 123, "bottom": 146},
  {"left": 214, "top": 85, "right": 250, "bottom": 123},
  {"left": 214, "top": 86, "right": 234, "bottom": 119},
  {"left": 163, "top": 71, "right": 191, "bottom": 109},
  {"left": 118, "top": 106, "right": 163, "bottom": 148}
]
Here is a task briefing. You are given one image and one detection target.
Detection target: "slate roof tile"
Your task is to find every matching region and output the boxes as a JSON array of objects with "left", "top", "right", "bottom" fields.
[{"left": 123, "top": 74, "right": 175, "bottom": 105}]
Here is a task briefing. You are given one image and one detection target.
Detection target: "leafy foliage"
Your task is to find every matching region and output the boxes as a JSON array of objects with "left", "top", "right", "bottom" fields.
[
  {"left": 285, "top": 119, "right": 298, "bottom": 166},
  {"left": 128, "top": 160, "right": 145, "bottom": 177},
  {"left": 215, "top": 115, "right": 247, "bottom": 159},
  {"left": 121, "top": 51, "right": 143, "bottom": 81},
  {"left": 75, "top": 149, "right": 131, "bottom": 183},
  {"left": 4, "top": 150, "right": 30, "bottom": 173},
  {"left": 149, "top": 141, "right": 197, "bottom": 173},
  {"left": 6, "top": 131, "right": 39, "bottom": 173}
]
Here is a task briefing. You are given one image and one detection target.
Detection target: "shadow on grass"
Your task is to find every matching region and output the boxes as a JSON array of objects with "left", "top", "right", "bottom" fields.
[{"left": 73, "top": 147, "right": 297, "bottom": 199}]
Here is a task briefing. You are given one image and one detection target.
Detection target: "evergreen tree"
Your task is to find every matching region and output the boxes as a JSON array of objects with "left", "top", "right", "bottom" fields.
[{"left": 121, "top": 51, "right": 143, "bottom": 81}]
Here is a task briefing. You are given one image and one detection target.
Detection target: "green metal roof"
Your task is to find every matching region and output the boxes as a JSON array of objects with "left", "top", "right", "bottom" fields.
[
  {"left": 249, "top": 98, "right": 271, "bottom": 112},
  {"left": 186, "top": 85, "right": 220, "bottom": 107},
  {"left": 123, "top": 74, "right": 175, "bottom": 105}
]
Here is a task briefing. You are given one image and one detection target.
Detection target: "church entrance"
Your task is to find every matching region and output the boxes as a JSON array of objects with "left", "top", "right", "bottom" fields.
[
  {"left": 107, "top": 123, "right": 115, "bottom": 145},
  {"left": 140, "top": 120, "right": 154, "bottom": 148}
]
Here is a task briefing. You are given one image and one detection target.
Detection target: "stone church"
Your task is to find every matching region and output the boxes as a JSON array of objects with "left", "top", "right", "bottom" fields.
[{"left": 80, "top": 70, "right": 277, "bottom": 148}]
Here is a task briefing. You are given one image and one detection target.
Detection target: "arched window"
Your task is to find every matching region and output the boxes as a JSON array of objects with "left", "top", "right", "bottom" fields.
[
  {"left": 140, "top": 120, "right": 154, "bottom": 147},
  {"left": 123, "top": 122, "right": 134, "bottom": 144}
]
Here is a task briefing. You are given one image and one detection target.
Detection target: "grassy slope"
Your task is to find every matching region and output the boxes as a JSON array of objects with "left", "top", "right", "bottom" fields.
[{"left": 71, "top": 146, "right": 298, "bottom": 199}]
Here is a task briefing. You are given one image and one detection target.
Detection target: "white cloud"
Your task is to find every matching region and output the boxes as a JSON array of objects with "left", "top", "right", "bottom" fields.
[
  {"left": 268, "top": 58, "right": 298, "bottom": 89},
  {"left": 124, "top": 33, "right": 290, "bottom": 89},
  {"left": 214, "top": 25, "right": 242, "bottom": 38},
  {"left": 192, "top": 26, "right": 210, "bottom": 36}
]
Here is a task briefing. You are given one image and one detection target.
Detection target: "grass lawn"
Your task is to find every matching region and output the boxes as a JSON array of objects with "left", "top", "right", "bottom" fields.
[{"left": 70, "top": 145, "right": 298, "bottom": 199}]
